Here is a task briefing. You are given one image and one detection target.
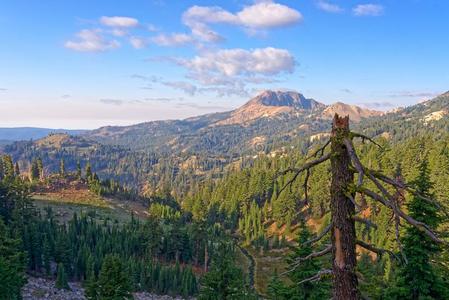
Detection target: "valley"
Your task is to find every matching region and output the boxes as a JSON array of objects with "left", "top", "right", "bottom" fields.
[{"left": 1, "top": 90, "right": 449, "bottom": 299}]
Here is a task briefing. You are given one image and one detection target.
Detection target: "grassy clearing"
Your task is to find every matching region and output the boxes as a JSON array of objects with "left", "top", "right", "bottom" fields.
[
  {"left": 242, "top": 244, "right": 291, "bottom": 296},
  {"left": 33, "top": 198, "right": 135, "bottom": 224},
  {"left": 31, "top": 188, "right": 151, "bottom": 225},
  {"left": 32, "top": 189, "right": 108, "bottom": 208}
]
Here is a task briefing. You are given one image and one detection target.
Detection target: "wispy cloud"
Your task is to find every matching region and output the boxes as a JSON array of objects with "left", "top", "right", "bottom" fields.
[
  {"left": 100, "top": 99, "right": 125, "bottom": 106},
  {"left": 143, "top": 97, "right": 183, "bottom": 103},
  {"left": 154, "top": 47, "right": 295, "bottom": 97},
  {"left": 353, "top": 4, "right": 384, "bottom": 16},
  {"left": 0, "top": 88, "right": 7, "bottom": 91},
  {"left": 61, "top": 94, "right": 71, "bottom": 99},
  {"left": 358, "top": 101, "right": 395, "bottom": 109},
  {"left": 176, "top": 102, "right": 230, "bottom": 111},
  {"left": 151, "top": 33, "right": 194, "bottom": 47},
  {"left": 162, "top": 81, "right": 198, "bottom": 96},
  {"left": 65, "top": 29, "right": 120, "bottom": 52},
  {"left": 100, "top": 16, "right": 139, "bottom": 28},
  {"left": 317, "top": 1, "right": 344, "bottom": 13},
  {"left": 175, "top": 47, "right": 295, "bottom": 79},
  {"left": 340, "top": 88, "right": 352, "bottom": 93},
  {"left": 129, "top": 36, "right": 148, "bottom": 49},
  {"left": 388, "top": 91, "right": 440, "bottom": 98},
  {"left": 182, "top": 1, "right": 302, "bottom": 42}
]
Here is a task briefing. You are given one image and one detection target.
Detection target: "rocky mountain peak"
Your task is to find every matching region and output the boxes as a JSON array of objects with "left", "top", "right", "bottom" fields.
[{"left": 248, "top": 90, "right": 325, "bottom": 110}]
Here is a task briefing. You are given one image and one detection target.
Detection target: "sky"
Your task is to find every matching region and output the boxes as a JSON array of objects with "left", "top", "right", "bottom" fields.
[{"left": 0, "top": 0, "right": 448, "bottom": 129}]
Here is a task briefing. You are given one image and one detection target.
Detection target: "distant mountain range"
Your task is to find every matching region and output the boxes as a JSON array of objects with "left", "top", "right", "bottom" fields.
[
  {"left": 0, "top": 127, "right": 87, "bottom": 142},
  {"left": 0, "top": 90, "right": 381, "bottom": 144},
  {"left": 83, "top": 90, "right": 384, "bottom": 154},
  {"left": 2, "top": 89, "right": 448, "bottom": 156},
  {"left": 1, "top": 90, "right": 448, "bottom": 189}
]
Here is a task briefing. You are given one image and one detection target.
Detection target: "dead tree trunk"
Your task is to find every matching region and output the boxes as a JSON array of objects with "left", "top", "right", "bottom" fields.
[
  {"left": 330, "top": 115, "right": 359, "bottom": 300},
  {"left": 278, "top": 113, "right": 444, "bottom": 299}
]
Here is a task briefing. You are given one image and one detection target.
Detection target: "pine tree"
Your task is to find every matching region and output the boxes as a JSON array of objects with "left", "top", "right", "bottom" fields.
[
  {"left": 288, "top": 223, "right": 330, "bottom": 299},
  {"left": 0, "top": 159, "right": 4, "bottom": 180},
  {"left": 14, "top": 162, "right": 20, "bottom": 177},
  {"left": 269, "top": 223, "right": 331, "bottom": 300},
  {"left": 386, "top": 160, "right": 448, "bottom": 299},
  {"left": 85, "top": 163, "right": 92, "bottom": 181},
  {"left": 84, "top": 255, "right": 98, "bottom": 300},
  {"left": 36, "top": 157, "right": 44, "bottom": 180},
  {"left": 97, "top": 255, "right": 132, "bottom": 299},
  {"left": 198, "top": 242, "right": 255, "bottom": 300},
  {"left": 30, "top": 159, "right": 40, "bottom": 182},
  {"left": 55, "top": 263, "right": 70, "bottom": 290},
  {"left": 0, "top": 217, "right": 27, "bottom": 299},
  {"left": 76, "top": 160, "right": 82, "bottom": 180},
  {"left": 2, "top": 155, "right": 15, "bottom": 181},
  {"left": 59, "top": 158, "right": 65, "bottom": 177},
  {"left": 267, "top": 270, "right": 289, "bottom": 299}
]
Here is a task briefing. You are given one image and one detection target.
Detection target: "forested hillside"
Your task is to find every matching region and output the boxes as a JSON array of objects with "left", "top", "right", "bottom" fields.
[{"left": 1, "top": 91, "right": 449, "bottom": 299}]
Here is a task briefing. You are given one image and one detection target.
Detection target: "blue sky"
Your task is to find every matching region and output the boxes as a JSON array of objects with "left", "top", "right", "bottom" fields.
[{"left": 0, "top": 0, "right": 448, "bottom": 128}]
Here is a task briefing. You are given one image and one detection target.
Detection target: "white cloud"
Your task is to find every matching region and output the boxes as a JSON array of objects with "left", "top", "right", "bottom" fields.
[
  {"left": 236, "top": 1, "right": 302, "bottom": 28},
  {"left": 353, "top": 4, "right": 384, "bottom": 16},
  {"left": 152, "top": 33, "right": 194, "bottom": 47},
  {"left": 177, "top": 47, "right": 295, "bottom": 78},
  {"left": 162, "top": 81, "right": 198, "bottom": 96},
  {"left": 129, "top": 36, "right": 148, "bottom": 49},
  {"left": 162, "top": 47, "right": 294, "bottom": 97},
  {"left": 182, "top": 2, "right": 302, "bottom": 41},
  {"left": 64, "top": 29, "right": 120, "bottom": 52},
  {"left": 317, "top": 1, "right": 344, "bottom": 13},
  {"left": 147, "top": 24, "right": 159, "bottom": 32},
  {"left": 100, "top": 16, "right": 139, "bottom": 27},
  {"left": 111, "top": 29, "right": 128, "bottom": 37}
]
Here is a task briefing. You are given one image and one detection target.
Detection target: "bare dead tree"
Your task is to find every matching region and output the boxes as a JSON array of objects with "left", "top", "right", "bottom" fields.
[{"left": 278, "top": 114, "right": 445, "bottom": 300}]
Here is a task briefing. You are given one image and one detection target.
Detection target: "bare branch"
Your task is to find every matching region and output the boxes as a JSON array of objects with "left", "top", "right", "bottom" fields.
[
  {"left": 278, "top": 153, "right": 331, "bottom": 195},
  {"left": 303, "top": 169, "right": 310, "bottom": 202},
  {"left": 344, "top": 138, "right": 364, "bottom": 187},
  {"left": 393, "top": 213, "right": 407, "bottom": 263},
  {"left": 356, "top": 240, "right": 400, "bottom": 261},
  {"left": 351, "top": 132, "right": 383, "bottom": 149},
  {"left": 359, "top": 188, "right": 444, "bottom": 244},
  {"left": 353, "top": 216, "right": 378, "bottom": 230},
  {"left": 347, "top": 193, "right": 363, "bottom": 213},
  {"left": 296, "top": 269, "right": 332, "bottom": 285},
  {"left": 307, "top": 139, "right": 331, "bottom": 159},
  {"left": 368, "top": 170, "right": 449, "bottom": 217},
  {"left": 303, "top": 224, "right": 331, "bottom": 246},
  {"left": 283, "top": 245, "right": 332, "bottom": 275}
]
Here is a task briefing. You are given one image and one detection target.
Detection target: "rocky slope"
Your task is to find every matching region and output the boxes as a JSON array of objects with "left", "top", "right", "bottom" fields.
[
  {"left": 22, "top": 277, "right": 189, "bottom": 300},
  {"left": 215, "top": 90, "right": 325, "bottom": 125}
]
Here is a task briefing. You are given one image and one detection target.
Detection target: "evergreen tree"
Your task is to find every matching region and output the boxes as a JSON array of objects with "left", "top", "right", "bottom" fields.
[
  {"left": 36, "top": 157, "right": 44, "bottom": 180},
  {"left": 84, "top": 255, "right": 98, "bottom": 300},
  {"left": 30, "top": 159, "right": 40, "bottom": 182},
  {"left": 269, "top": 222, "right": 331, "bottom": 300},
  {"left": 0, "top": 217, "right": 27, "bottom": 299},
  {"left": 198, "top": 242, "right": 255, "bottom": 300},
  {"left": 385, "top": 160, "right": 448, "bottom": 299},
  {"left": 0, "top": 159, "right": 4, "bottom": 181},
  {"left": 76, "top": 160, "right": 82, "bottom": 180},
  {"left": 59, "top": 158, "right": 65, "bottom": 177},
  {"left": 288, "top": 223, "right": 330, "bottom": 299},
  {"left": 2, "top": 155, "right": 15, "bottom": 181},
  {"left": 14, "top": 162, "right": 20, "bottom": 177},
  {"left": 85, "top": 163, "right": 92, "bottom": 181},
  {"left": 55, "top": 263, "right": 70, "bottom": 290},
  {"left": 97, "top": 254, "right": 132, "bottom": 300},
  {"left": 267, "top": 270, "right": 289, "bottom": 299}
]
